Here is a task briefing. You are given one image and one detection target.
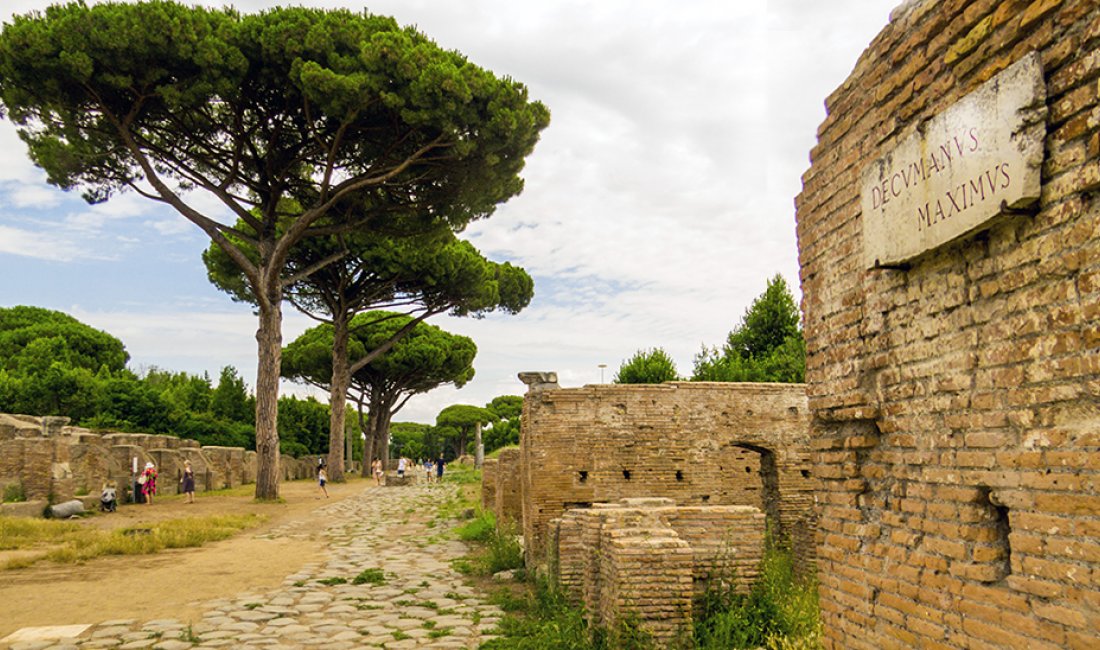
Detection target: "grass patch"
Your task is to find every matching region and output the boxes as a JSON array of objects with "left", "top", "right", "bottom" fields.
[
  {"left": 352, "top": 568, "right": 386, "bottom": 585},
  {"left": 694, "top": 544, "right": 820, "bottom": 650},
  {"left": 0, "top": 514, "right": 262, "bottom": 569},
  {"left": 442, "top": 464, "right": 482, "bottom": 485},
  {"left": 318, "top": 577, "right": 348, "bottom": 586},
  {"left": 427, "top": 627, "right": 453, "bottom": 639},
  {"left": 455, "top": 512, "right": 524, "bottom": 577},
  {"left": 454, "top": 509, "right": 496, "bottom": 542}
]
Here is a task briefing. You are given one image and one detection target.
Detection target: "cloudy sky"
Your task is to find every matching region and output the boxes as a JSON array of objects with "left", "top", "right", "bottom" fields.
[{"left": 0, "top": 0, "right": 900, "bottom": 424}]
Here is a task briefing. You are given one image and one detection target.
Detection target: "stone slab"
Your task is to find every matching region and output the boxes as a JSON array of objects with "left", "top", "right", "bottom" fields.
[
  {"left": 0, "top": 625, "right": 91, "bottom": 643},
  {"left": 861, "top": 51, "right": 1046, "bottom": 268}
]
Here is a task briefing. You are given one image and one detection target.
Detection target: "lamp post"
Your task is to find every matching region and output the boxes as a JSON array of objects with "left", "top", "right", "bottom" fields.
[{"left": 598, "top": 363, "right": 607, "bottom": 383}]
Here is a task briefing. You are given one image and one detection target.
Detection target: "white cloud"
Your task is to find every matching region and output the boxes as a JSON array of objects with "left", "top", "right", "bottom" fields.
[
  {"left": 0, "top": 224, "right": 117, "bottom": 262},
  {"left": 2, "top": 0, "right": 901, "bottom": 427}
]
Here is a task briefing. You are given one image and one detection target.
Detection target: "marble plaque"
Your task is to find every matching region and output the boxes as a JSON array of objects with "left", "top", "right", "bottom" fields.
[{"left": 861, "top": 52, "right": 1046, "bottom": 268}]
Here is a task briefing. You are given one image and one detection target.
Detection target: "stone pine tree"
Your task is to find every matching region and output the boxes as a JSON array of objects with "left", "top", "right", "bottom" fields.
[
  {"left": 206, "top": 229, "right": 532, "bottom": 481},
  {"left": 483, "top": 394, "right": 524, "bottom": 453},
  {"left": 613, "top": 348, "right": 680, "bottom": 384},
  {"left": 435, "top": 404, "right": 497, "bottom": 464},
  {"left": 282, "top": 312, "right": 477, "bottom": 471},
  {"left": 692, "top": 274, "right": 806, "bottom": 383},
  {"left": 0, "top": 3, "right": 549, "bottom": 498}
]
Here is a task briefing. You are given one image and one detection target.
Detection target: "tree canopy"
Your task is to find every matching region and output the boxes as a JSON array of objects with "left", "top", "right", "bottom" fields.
[
  {"left": 282, "top": 311, "right": 477, "bottom": 467},
  {"left": 692, "top": 274, "right": 806, "bottom": 383},
  {"left": 614, "top": 348, "right": 680, "bottom": 384},
  {"left": 483, "top": 394, "right": 523, "bottom": 453},
  {"left": 205, "top": 225, "right": 533, "bottom": 479},
  {"left": 435, "top": 403, "right": 497, "bottom": 460},
  {"left": 0, "top": 2, "right": 549, "bottom": 498}
]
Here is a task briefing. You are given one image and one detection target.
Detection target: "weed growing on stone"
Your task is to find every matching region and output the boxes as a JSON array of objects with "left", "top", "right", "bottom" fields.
[
  {"left": 391, "top": 629, "right": 411, "bottom": 641},
  {"left": 318, "top": 577, "right": 348, "bottom": 586},
  {"left": 427, "top": 627, "right": 453, "bottom": 639},
  {"left": 293, "top": 580, "right": 306, "bottom": 587},
  {"left": 423, "top": 620, "right": 437, "bottom": 629},
  {"left": 352, "top": 568, "right": 386, "bottom": 585},
  {"left": 244, "top": 602, "right": 262, "bottom": 610},
  {"left": 179, "top": 623, "right": 201, "bottom": 644}
]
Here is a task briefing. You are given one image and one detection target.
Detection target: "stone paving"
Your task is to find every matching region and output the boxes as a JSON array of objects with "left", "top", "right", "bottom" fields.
[{"left": 3, "top": 483, "right": 504, "bottom": 650}]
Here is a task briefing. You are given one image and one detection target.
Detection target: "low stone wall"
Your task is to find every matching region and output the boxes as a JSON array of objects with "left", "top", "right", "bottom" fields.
[
  {"left": 481, "top": 458, "right": 498, "bottom": 511},
  {"left": 0, "top": 412, "right": 316, "bottom": 511},
  {"left": 552, "top": 498, "right": 766, "bottom": 645},
  {"left": 494, "top": 448, "right": 523, "bottom": 525}
]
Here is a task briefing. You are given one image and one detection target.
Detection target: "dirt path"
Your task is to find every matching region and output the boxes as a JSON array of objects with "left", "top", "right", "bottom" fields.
[{"left": 0, "top": 476, "right": 363, "bottom": 640}]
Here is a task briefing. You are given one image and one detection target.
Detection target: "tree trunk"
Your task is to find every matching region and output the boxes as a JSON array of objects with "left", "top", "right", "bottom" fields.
[
  {"left": 379, "top": 408, "right": 395, "bottom": 470},
  {"left": 475, "top": 421, "right": 483, "bottom": 468},
  {"left": 358, "top": 400, "right": 374, "bottom": 478},
  {"left": 344, "top": 419, "right": 352, "bottom": 473},
  {"left": 253, "top": 297, "right": 283, "bottom": 500},
  {"left": 326, "top": 314, "right": 350, "bottom": 481}
]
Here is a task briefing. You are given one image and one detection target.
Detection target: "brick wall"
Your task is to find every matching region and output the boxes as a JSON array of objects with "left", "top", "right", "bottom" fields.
[
  {"left": 494, "top": 448, "right": 524, "bottom": 525},
  {"left": 481, "top": 458, "right": 498, "bottom": 511},
  {"left": 0, "top": 413, "right": 313, "bottom": 508},
  {"left": 795, "top": 1, "right": 1100, "bottom": 648},
  {"left": 518, "top": 381, "right": 812, "bottom": 568}
]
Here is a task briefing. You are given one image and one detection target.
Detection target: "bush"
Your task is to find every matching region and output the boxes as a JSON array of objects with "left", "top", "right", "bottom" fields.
[
  {"left": 2, "top": 483, "right": 26, "bottom": 503},
  {"left": 694, "top": 543, "right": 819, "bottom": 650}
]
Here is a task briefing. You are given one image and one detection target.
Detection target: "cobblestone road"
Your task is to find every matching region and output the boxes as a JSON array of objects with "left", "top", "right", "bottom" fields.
[{"left": 5, "top": 483, "right": 503, "bottom": 650}]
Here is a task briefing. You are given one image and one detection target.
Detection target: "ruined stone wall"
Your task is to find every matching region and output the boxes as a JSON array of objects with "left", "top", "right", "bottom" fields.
[
  {"left": 481, "top": 458, "right": 498, "bottom": 511},
  {"left": 519, "top": 382, "right": 811, "bottom": 566},
  {"left": 0, "top": 413, "right": 317, "bottom": 508},
  {"left": 556, "top": 500, "right": 767, "bottom": 604},
  {"left": 795, "top": 2, "right": 1100, "bottom": 648},
  {"left": 494, "top": 448, "right": 524, "bottom": 526}
]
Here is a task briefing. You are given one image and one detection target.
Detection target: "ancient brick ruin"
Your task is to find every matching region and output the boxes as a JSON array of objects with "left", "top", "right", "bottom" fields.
[
  {"left": 484, "top": 377, "right": 813, "bottom": 643},
  {"left": 796, "top": 1, "right": 1100, "bottom": 648},
  {"left": 0, "top": 413, "right": 316, "bottom": 514}
]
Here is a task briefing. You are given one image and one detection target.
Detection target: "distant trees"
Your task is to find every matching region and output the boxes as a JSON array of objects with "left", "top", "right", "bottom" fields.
[
  {"left": 0, "top": 305, "right": 330, "bottom": 456},
  {"left": 483, "top": 395, "right": 523, "bottom": 453},
  {"left": 692, "top": 274, "right": 805, "bottom": 383},
  {"left": 436, "top": 404, "right": 497, "bottom": 462},
  {"left": 281, "top": 312, "right": 478, "bottom": 470},
  {"left": 614, "top": 348, "right": 680, "bottom": 384}
]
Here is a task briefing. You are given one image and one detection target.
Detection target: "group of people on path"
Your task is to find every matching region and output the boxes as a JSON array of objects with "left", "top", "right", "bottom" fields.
[
  {"left": 99, "top": 459, "right": 196, "bottom": 511},
  {"left": 366, "top": 456, "right": 445, "bottom": 486}
]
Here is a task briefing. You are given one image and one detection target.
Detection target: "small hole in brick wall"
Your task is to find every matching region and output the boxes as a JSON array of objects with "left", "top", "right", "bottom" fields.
[
  {"left": 801, "top": 469, "right": 811, "bottom": 478},
  {"left": 701, "top": 495, "right": 710, "bottom": 503},
  {"left": 745, "top": 466, "right": 752, "bottom": 473},
  {"left": 578, "top": 471, "right": 588, "bottom": 483},
  {"left": 675, "top": 470, "right": 684, "bottom": 481},
  {"left": 622, "top": 469, "right": 631, "bottom": 480}
]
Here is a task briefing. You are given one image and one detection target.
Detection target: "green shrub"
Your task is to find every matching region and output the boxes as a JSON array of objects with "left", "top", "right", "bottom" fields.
[
  {"left": 694, "top": 543, "right": 819, "bottom": 650},
  {"left": 455, "top": 509, "right": 496, "bottom": 542},
  {"left": 2, "top": 483, "right": 26, "bottom": 503}
]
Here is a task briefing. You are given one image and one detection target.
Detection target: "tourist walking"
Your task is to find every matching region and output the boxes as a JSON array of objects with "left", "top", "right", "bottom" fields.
[
  {"left": 140, "top": 461, "right": 157, "bottom": 505},
  {"left": 372, "top": 459, "right": 384, "bottom": 486},
  {"left": 318, "top": 467, "right": 330, "bottom": 498},
  {"left": 436, "top": 456, "right": 445, "bottom": 482},
  {"left": 397, "top": 456, "right": 407, "bottom": 479},
  {"left": 180, "top": 460, "right": 195, "bottom": 504},
  {"left": 424, "top": 459, "right": 434, "bottom": 483}
]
